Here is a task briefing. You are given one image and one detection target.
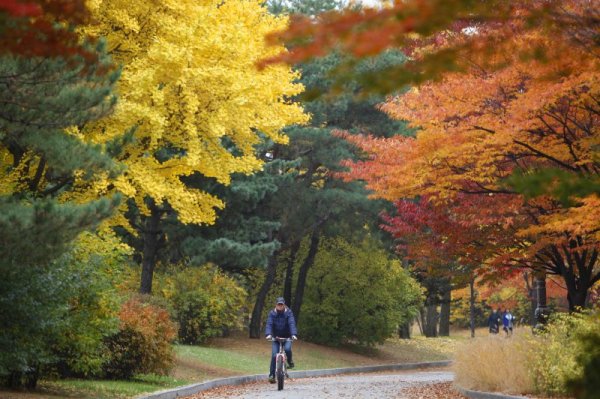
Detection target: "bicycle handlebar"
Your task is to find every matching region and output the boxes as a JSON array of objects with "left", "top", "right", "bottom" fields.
[{"left": 269, "top": 337, "right": 294, "bottom": 342}]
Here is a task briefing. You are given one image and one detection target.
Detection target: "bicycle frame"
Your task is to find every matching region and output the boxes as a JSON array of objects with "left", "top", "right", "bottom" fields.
[{"left": 271, "top": 337, "right": 292, "bottom": 391}]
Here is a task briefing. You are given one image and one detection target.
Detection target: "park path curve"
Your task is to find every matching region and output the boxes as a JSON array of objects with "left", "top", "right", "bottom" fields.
[{"left": 185, "top": 370, "right": 455, "bottom": 399}]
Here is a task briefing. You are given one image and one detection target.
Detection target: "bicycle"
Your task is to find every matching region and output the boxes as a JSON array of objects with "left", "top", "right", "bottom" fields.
[{"left": 270, "top": 337, "right": 293, "bottom": 391}]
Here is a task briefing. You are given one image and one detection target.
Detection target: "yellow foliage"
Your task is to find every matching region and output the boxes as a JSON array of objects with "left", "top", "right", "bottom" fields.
[
  {"left": 81, "top": 0, "right": 308, "bottom": 225},
  {"left": 73, "top": 229, "right": 134, "bottom": 261}
]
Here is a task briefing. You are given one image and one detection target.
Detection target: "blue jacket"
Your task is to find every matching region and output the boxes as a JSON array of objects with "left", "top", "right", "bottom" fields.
[
  {"left": 503, "top": 312, "right": 514, "bottom": 327},
  {"left": 265, "top": 307, "right": 298, "bottom": 338}
]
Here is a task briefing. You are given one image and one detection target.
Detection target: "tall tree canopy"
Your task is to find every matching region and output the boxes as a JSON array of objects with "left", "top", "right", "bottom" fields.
[
  {"left": 242, "top": 0, "right": 415, "bottom": 340},
  {"left": 338, "top": 4, "right": 600, "bottom": 310},
  {"left": 0, "top": 1, "right": 121, "bottom": 386},
  {"left": 261, "top": 0, "right": 598, "bottom": 94},
  {"left": 0, "top": 6, "right": 120, "bottom": 265},
  {"left": 80, "top": 0, "right": 308, "bottom": 293},
  {"left": 263, "top": 0, "right": 600, "bottom": 200},
  {"left": 83, "top": 0, "right": 307, "bottom": 225},
  {"left": 248, "top": 50, "right": 412, "bottom": 336}
]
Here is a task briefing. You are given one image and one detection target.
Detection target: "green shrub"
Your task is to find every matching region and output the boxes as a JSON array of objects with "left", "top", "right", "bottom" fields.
[
  {"left": 0, "top": 263, "right": 66, "bottom": 388},
  {"left": 567, "top": 311, "right": 600, "bottom": 399},
  {"left": 530, "top": 310, "right": 599, "bottom": 396},
  {"left": 302, "top": 238, "right": 422, "bottom": 347},
  {"left": 50, "top": 232, "right": 128, "bottom": 377},
  {"left": 0, "top": 232, "right": 128, "bottom": 387},
  {"left": 156, "top": 265, "right": 247, "bottom": 344},
  {"left": 102, "top": 327, "right": 146, "bottom": 380},
  {"left": 102, "top": 296, "right": 176, "bottom": 379},
  {"left": 173, "top": 290, "right": 212, "bottom": 344}
]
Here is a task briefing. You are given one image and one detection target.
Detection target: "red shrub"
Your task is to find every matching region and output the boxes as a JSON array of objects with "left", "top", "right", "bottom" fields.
[{"left": 103, "top": 296, "right": 176, "bottom": 379}]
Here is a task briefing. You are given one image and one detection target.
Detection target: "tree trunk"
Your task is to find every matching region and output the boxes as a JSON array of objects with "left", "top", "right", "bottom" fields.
[
  {"left": 6, "top": 366, "right": 39, "bottom": 389},
  {"left": 140, "top": 201, "right": 163, "bottom": 294},
  {"left": 438, "top": 280, "right": 451, "bottom": 336},
  {"left": 283, "top": 241, "right": 300, "bottom": 307},
  {"left": 534, "top": 272, "right": 548, "bottom": 329},
  {"left": 469, "top": 277, "right": 475, "bottom": 338},
  {"left": 424, "top": 305, "right": 438, "bottom": 337},
  {"left": 564, "top": 246, "right": 597, "bottom": 311},
  {"left": 398, "top": 321, "right": 411, "bottom": 339},
  {"left": 249, "top": 252, "right": 279, "bottom": 338},
  {"left": 422, "top": 288, "right": 438, "bottom": 337},
  {"left": 546, "top": 245, "right": 599, "bottom": 313},
  {"left": 567, "top": 289, "right": 588, "bottom": 311},
  {"left": 292, "top": 228, "right": 320, "bottom": 325},
  {"left": 523, "top": 272, "right": 536, "bottom": 327}
]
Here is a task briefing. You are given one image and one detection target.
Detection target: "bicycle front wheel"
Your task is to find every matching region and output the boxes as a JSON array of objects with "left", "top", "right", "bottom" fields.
[{"left": 276, "top": 356, "right": 285, "bottom": 391}]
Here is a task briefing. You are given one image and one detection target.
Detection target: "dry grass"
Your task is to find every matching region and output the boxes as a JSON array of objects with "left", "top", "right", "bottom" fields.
[{"left": 453, "top": 328, "right": 536, "bottom": 395}]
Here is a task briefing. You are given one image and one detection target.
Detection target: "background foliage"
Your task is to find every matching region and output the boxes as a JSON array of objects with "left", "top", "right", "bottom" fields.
[
  {"left": 155, "top": 265, "right": 247, "bottom": 344},
  {"left": 455, "top": 310, "right": 600, "bottom": 397},
  {"left": 302, "top": 237, "right": 422, "bottom": 346}
]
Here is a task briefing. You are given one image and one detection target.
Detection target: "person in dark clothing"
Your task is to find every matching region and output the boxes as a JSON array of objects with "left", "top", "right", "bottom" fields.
[
  {"left": 488, "top": 308, "right": 500, "bottom": 334},
  {"left": 265, "top": 297, "right": 298, "bottom": 383}
]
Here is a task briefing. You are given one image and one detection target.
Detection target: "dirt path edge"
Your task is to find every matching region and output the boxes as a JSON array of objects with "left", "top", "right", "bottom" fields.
[
  {"left": 135, "top": 360, "right": 453, "bottom": 399},
  {"left": 456, "top": 386, "right": 529, "bottom": 399}
]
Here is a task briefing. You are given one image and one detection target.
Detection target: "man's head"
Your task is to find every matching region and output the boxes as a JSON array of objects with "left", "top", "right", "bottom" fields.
[{"left": 276, "top": 297, "right": 285, "bottom": 312}]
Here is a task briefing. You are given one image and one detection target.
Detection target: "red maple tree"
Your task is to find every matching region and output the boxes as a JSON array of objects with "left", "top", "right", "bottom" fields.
[{"left": 0, "top": 0, "right": 98, "bottom": 64}]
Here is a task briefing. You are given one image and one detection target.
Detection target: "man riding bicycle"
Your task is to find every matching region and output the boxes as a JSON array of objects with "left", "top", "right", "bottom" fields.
[{"left": 265, "top": 297, "right": 297, "bottom": 384}]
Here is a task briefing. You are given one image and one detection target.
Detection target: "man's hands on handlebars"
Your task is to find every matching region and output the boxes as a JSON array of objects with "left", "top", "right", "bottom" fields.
[{"left": 265, "top": 335, "right": 297, "bottom": 340}]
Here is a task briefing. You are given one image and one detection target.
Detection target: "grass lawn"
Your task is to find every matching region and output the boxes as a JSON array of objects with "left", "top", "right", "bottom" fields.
[
  {"left": 0, "top": 375, "right": 188, "bottom": 399},
  {"left": 0, "top": 329, "right": 462, "bottom": 399}
]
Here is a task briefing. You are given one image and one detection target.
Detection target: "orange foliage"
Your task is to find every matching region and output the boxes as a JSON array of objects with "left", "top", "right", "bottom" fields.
[
  {"left": 477, "top": 273, "right": 568, "bottom": 312},
  {"left": 113, "top": 297, "right": 177, "bottom": 377},
  {"left": 118, "top": 297, "right": 177, "bottom": 344},
  {"left": 260, "top": 0, "right": 596, "bottom": 92},
  {"left": 337, "top": 2, "right": 600, "bottom": 309},
  {"left": 260, "top": 0, "right": 512, "bottom": 66},
  {"left": 377, "top": 31, "right": 599, "bottom": 244}
]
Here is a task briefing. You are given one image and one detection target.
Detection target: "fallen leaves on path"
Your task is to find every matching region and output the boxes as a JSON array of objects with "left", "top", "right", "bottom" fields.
[
  {"left": 183, "top": 380, "right": 467, "bottom": 398},
  {"left": 185, "top": 381, "right": 262, "bottom": 398},
  {"left": 399, "top": 382, "right": 467, "bottom": 399}
]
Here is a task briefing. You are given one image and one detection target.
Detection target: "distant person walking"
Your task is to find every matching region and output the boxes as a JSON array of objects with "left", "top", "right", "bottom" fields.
[
  {"left": 502, "top": 309, "right": 515, "bottom": 336},
  {"left": 488, "top": 308, "right": 500, "bottom": 334}
]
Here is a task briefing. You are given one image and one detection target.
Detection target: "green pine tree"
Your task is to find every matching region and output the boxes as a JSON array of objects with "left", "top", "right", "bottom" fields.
[
  {"left": 249, "top": 46, "right": 413, "bottom": 336},
  {"left": 0, "top": 39, "right": 121, "bottom": 387},
  {"left": 0, "top": 39, "right": 121, "bottom": 264},
  {"left": 117, "top": 156, "right": 293, "bottom": 278}
]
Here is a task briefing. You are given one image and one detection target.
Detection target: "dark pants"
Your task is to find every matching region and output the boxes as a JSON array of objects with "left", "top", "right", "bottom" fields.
[{"left": 269, "top": 340, "right": 292, "bottom": 376}]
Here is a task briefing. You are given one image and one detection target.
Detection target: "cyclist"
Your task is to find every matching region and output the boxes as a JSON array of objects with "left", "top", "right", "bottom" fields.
[{"left": 265, "top": 297, "right": 297, "bottom": 383}]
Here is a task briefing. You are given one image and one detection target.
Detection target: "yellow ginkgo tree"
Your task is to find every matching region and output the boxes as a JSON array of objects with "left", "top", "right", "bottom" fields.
[{"left": 81, "top": 0, "right": 308, "bottom": 293}]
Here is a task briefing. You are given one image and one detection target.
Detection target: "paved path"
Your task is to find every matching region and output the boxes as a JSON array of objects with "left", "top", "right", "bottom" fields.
[{"left": 189, "top": 370, "right": 454, "bottom": 399}]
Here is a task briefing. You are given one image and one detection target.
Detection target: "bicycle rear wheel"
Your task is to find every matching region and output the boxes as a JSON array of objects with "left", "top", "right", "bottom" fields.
[{"left": 276, "top": 356, "right": 284, "bottom": 390}]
